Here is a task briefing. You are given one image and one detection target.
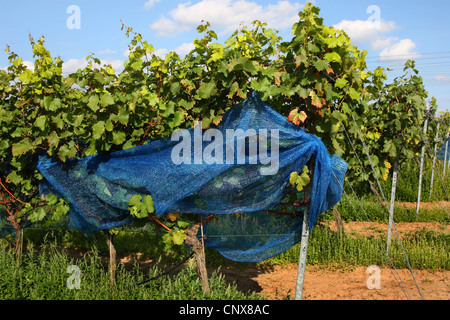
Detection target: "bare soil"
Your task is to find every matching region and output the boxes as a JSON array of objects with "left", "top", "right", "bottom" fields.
[
  {"left": 220, "top": 264, "right": 449, "bottom": 300},
  {"left": 322, "top": 220, "right": 449, "bottom": 237},
  {"left": 217, "top": 221, "right": 449, "bottom": 300},
  {"left": 109, "top": 221, "right": 449, "bottom": 300}
]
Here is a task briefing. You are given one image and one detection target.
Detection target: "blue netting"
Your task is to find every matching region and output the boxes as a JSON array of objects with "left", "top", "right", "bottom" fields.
[
  {"left": 437, "top": 138, "right": 450, "bottom": 161},
  {"left": 32, "top": 91, "right": 347, "bottom": 262}
]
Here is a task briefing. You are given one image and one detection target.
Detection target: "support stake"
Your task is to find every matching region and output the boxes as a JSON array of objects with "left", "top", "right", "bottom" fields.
[
  {"left": 430, "top": 121, "right": 440, "bottom": 198},
  {"left": 386, "top": 156, "right": 399, "bottom": 255},
  {"left": 295, "top": 160, "right": 314, "bottom": 300},
  {"left": 104, "top": 230, "right": 116, "bottom": 287},
  {"left": 185, "top": 222, "right": 210, "bottom": 294},
  {"left": 444, "top": 133, "right": 449, "bottom": 176},
  {"left": 416, "top": 102, "right": 431, "bottom": 215},
  {"left": 295, "top": 204, "right": 310, "bottom": 300}
]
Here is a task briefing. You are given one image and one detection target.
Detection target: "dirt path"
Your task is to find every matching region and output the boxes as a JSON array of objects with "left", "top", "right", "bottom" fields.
[
  {"left": 218, "top": 221, "right": 449, "bottom": 300},
  {"left": 322, "top": 221, "right": 449, "bottom": 237},
  {"left": 115, "top": 221, "right": 450, "bottom": 300},
  {"left": 220, "top": 264, "right": 449, "bottom": 300}
]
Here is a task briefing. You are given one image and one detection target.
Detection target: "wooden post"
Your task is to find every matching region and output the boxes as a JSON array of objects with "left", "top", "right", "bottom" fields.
[
  {"left": 104, "top": 230, "right": 116, "bottom": 287},
  {"left": 332, "top": 206, "right": 345, "bottom": 234},
  {"left": 15, "top": 226, "right": 23, "bottom": 256},
  {"left": 370, "top": 181, "right": 386, "bottom": 207},
  {"left": 185, "top": 221, "right": 210, "bottom": 294},
  {"left": 386, "top": 156, "right": 399, "bottom": 255},
  {"left": 416, "top": 102, "right": 431, "bottom": 215}
]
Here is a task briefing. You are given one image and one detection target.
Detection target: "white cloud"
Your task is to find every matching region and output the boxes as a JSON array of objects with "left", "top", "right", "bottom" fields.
[
  {"left": 144, "top": 0, "right": 161, "bottom": 9},
  {"left": 174, "top": 42, "right": 195, "bottom": 56},
  {"left": 152, "top": 43, "right": 195, "bottom": 59},
  {"left": 102, "top": 58, "right": 125, "bottom": 72},
  {"left": 98, "top": 49, "right": 117, "bottom": 55},
  {"left": 371, "top": 36, "right": 397, "bottom": 51},
  {"left": 23, "top": 60, "right": 35, "bottom": 71},
  {"left": 152, "top": 17, "right": 188, "bottom": 37},
  {"left": 153, "top": 48, "right": 169, "bottom": 58},
  {"left": 62, "top": 59, "right": 88, "bottom": 74},
  {"left": 379, "top": 38, "right": 420, "bottom": 61},
  {"left": 62, "top": 58, "right": 124, "bottom": 74},
  {"left": 333, "top": 19, "right": 396, "bottom": 47},
  {"left": 434, "top": 74, "right": 450, "bottom": 83},
  {"left": 334, "top": 18, "right": 420, "bottom": 62},
  {"left": 150, "top": 0, "right": 303, "bottom": 37}
]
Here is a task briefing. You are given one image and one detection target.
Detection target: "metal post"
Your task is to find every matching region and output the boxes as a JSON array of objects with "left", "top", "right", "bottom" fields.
[
  {"left": 386, "top": 156, "right": 399, "bottom": 255},
  {"left": 416, "top": 102, "right": 431, "bottom": 215},
  {"left": 444, "top": 133, "right": 449, "bottom": 176},
  {"left": 295, "top": 160, "right": 314, "bottom": 300},
  {"left": 295, "top": 204, "right": 310, "bottom": 300},
  {"left": 430, "top": 121, "right": 440, "bottom": 198}
]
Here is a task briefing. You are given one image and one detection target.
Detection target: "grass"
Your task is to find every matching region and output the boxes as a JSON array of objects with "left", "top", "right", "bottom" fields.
[
  {"left": 1, "top": 162, "right": 449, "bottom": 299},
  {"left": 319, "top": 191, "right": 450, "bottom": 223},
  {"left": 0, "top": 239, "right": 262, "bottom": 300},
  {"left": 0, "top": 217, "right": 447, "bottom": 299},
  {"left": 262, "top": 225, "right": 449, "bottom": 271}
]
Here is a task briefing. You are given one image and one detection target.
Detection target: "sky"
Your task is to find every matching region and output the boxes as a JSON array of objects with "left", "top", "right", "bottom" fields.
[{"left": 1, "top": 0, "right": 449, "bottom": 111}]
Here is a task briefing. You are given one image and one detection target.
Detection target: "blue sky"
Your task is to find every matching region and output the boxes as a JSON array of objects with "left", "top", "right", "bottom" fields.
[{"left": 1, "top": 0, "right": 449, "bottom": 111}]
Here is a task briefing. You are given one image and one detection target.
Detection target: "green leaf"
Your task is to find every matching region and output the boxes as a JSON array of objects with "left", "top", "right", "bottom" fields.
[
  {"left": 347, "top": 87, "right": 360, "bottom": 100},
  {"left": 128, "top": 194, "right": 151, "bottom": 219},
  {"left": 169, "top": 111, "right": 185, "bottom": 129},
  {"left": 49, "top": 98, "right": 62, "bottom": 111},
  {"left": 94, "top": 72, "right": 105, "bottom": 84},
  {"left": 170, "top": 82, "right": 181, "bottom": 95},
  {"left": 29, "top": 207, "right": 46, "bottom": 223},
  {"left": 48, "top": 132, "right": 59, "bottom": 147},
  {"left": 295, "top": 55, "right": 308, "bottom": 67},
  {"left": 34, "top": 115, "right": 47, "bottom": 131},
  {"left": 128, "top": 194, "right": 142, "bottom": 207},
  {"left": 92, "top": 121, "right": 105, "bottom": 139},
  {"left": 324, "top": 52, "right": 341, "bottom": 62},
  {"left": 324, "top": 34, "right": 347, "bottom": 48},
  {"left": 143, "top": 195, "right": 154, "bottom": 214},
  {"left": 228, "top": 57, "right": 257, "bottom": 75},
  {"left": 172, "top": 230, "right": 186, "bottom": 245},
  {"left": 296, "top": 86, "right": 309, "bottom": 99},
  {"left": 88, "top": 95, "right": 100, "bottom": 112},
  {"left": 58, "top": 143, "right": 77, "bottom": 160},
  {"left": 0, "top": 139, "right": 9, "bottom": 151},
  {"left": 289, "top": 166, "right": 310, "bottom": 192},
  {"left": 197, "top": 81, "right": 217, "bottom": 99},
  {"left": 117, "top": 108, "right": 129, "bottom": 125},
  {"left": 112, "top": 131, "right": 126, "bottom": 145},
  {"left": 18, "top": 69, "right": 33, "bottom": 83},
  {"left": 383, "top": 140, "right": 397, "bottom": 157},
  {"left": 313, "top": 59, "right": 329, "bottom": 71},
  {"left": 12, "top": 138, "right": 33, "bottom": 156},
  {"left": 307, "top": 42, "right": 320, "bottom": 53},
  {"left": 176, "top": 217, "right": 191, "bottom": 228},
  {"left": 45, "top": 193, "right": 58, "bottom": 206},
  {"left": 335, "top": 77, "right": 348, "bottom": 89},
  {"left": 331, "top": 117, "right": 341, "bottom": 133},
  {"left": 100, "top": 94, "right": 114, "bottom": 107},
  {"left": 6, "top": 170, "right": 22, "bottom": 184}
]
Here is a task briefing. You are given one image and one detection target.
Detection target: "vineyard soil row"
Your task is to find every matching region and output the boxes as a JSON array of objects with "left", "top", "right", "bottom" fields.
[
  {"left": 221, "top": 263, "right": 449, "bottom": 300},
  {"left": 94, "top": 220, "right": 447, "bottom": 300},
  {"left": 220, "top": 220, "right": 449, "bottom": 300}
]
